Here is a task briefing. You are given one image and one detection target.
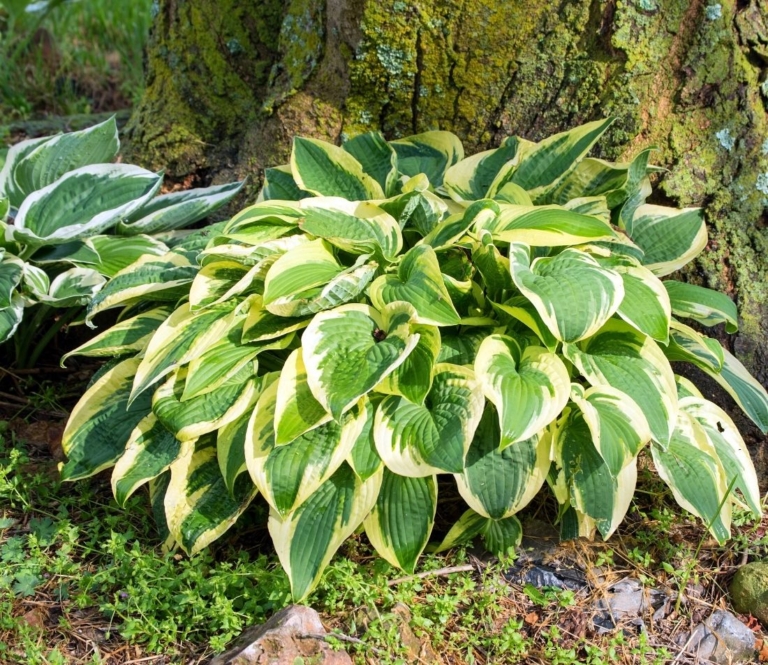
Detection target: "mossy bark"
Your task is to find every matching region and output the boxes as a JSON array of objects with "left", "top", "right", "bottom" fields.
[{"left": 129, "top": 0, "right": 768, "bottom": 470}]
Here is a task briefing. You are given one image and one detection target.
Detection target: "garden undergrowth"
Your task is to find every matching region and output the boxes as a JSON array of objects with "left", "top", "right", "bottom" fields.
[{"left": 1, "top": 420, "right": 765, "bottom": 664}]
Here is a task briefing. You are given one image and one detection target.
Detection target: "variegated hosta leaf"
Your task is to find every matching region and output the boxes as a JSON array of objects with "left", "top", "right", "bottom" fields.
[
  {"left": 149, "top": 471, "right": 174, "bottom": 548},
  {"left": 614, "top": 264, "right": 671, "bottom": 343},
  {"left": 299, "top": 197, "right": 402, "bottom": 262},
  {"left": 443, "top": 138, "right": 522, "bottom": 202},
  {"left": 117, "top": 181, "right": 244, "bottom": 235},
  {"left": 0, "top": 254, "right": 23, "bottom": 308},
  {"left": 475, "top": 334, "right": 570, "bottom": 448},
  {"left": 547, "top": 157, "right": 630, "bottom": 206},
  {"left": 291, "top": 136, "right": 384, "bottom": 200},
  {"left": 260, "top": 165, "right": 310, "bottom": 201},
  {"left": 432, "top": 509, "right": 488, "bottom": 553},
  {"left": 262, "top": 238, "right": 340, "bottom": 307},
  {"left": 568, "top": 383, "right": 651, "bottom": 477},
  {"left": 702, "top": 347, "right": 768, "bottom": 433},
  {"left": 663, "top": 280, "right": 738, "bottom": 333},
  {"left": 456, "top": 405, "right": 549, "bottom": 519},
  {"left": 563, "top": 320, "right": 677, "bottom": 446},
  {"left": 189, "top": 260, "right": 255, "bottom": 311},
  {"left": 61, "top": 356, "right": 153, "bottom": 481},
  {"left": 437, "top": 328, "right": 489, "bottom": 365},
  {"left": 663, "top": 320, "right": 724, "bottom": 373},
  {"left": 111, "top": 414, "right": 182, "bottom": 506},
  {"left": 651, "top": 411, "right": 731, "bottom": 544},
  {"left": 153, "top": 365, "right": 259, "bottom": 442},
  {"left": 130, "top": 301, "right": 238, "bottom": 401},
  {"left": 680, "top": 397, "right": 761, "bottom": 517},
  {"left": 623, "top": 205, "right": 707, "bottom": 276},
  {"left": 241, "top": 294, "right": 310, "bottom": 343},
  {"left": 10, "top": 117, "right": 119, "bottom": 202},
  {"left": 274, "top": 348, "right": 332, "bottom": 446},
  {"left": 217, "top": 409, "right": 253, "bottom": 495},
  {"left": 483, "top": 515, "right": 524, "bottom": 556},
  {"left": 37, "top": 267, "right": 105, "bottom": 307},
  {"left": 87, "top": 234, "right": 168, "bottom": 277},
  {"left": 342, "top": 131, "right": 398, "bottom": 197},
  {"left": 364, "top": 468, "right": 437, "bottom": 573},
  {"left": 246, "top": 380, "right": 367, "bottom": 515},
  {"left": 553, "top": 408, "right": 637, "bottom": 539},
  {"left": 675, "top": 375, "right": 704, "bottom": 400},
  {"left": 508, "top": 243, "right": 624, "bottom": 343},
  {"left": 302, "top": 302, "right": 419, "bottom": 419},
  {"left": 347, "top": 395, "right": 384, "bottom": 482},
  {"left": 369, "top": 244, "right": 460, "bottom": 326},
  {"left": 12, "top": 164, "right": 162, "bottom": 246},
  {"left": 421, "top": 199, "right": 498, "bottom": 251},
  {"left": 374, "top": 324, "right": 440, "bottom": 405},
  {"left": 378, "top": 188, "right": 447, "bottom": 236},
  {"left": 62, "top": 306, "right": 171, "bottom": 364},
  {"left": 222, "top": 201, "right": 302, "bottom": 244},
  {"left": 472, "top": 233, "right": 514, "bottom": 302},
  {"left": 165, "top": 434, "right": 257, "bottom": 555},
  {"left": 0, "top": 135, "right": 56, "bottom": 207},
  {"left": 475, "top": 205, "right": 616, "bottom": 247},
  {"left": 390, "top": 131, "right": 464, "bottom": 187},
  {"left": 86, "top": 249, "right": 198, "bottom": 323},
  {"left": 21, "top": 262, "right": 49, "bottom": 300},
  {"left": 492, "top": 297, "right": 558, "bottom": 352},
  {"left": 374, "top": 363, "right": 484, "bottom": 476},
  {"left": 0, "top": 296, "right": 24, "bottom": 344},
  {"left": 270, "top": 463, "right": 382, "bottom": 600}
]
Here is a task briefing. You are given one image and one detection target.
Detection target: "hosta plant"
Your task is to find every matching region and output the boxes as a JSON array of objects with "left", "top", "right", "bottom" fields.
[
  {"left": 0, "top": 117, "right": 242, "bottom": 365},
  {"left": 61, "top": 119, "right": 767, "bottom": 600}
]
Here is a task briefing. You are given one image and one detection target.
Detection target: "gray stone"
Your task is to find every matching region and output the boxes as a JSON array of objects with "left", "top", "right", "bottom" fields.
[
  {"left": 209, "top": 605, "right": 353, "bottom": 665},
  {"left": 592, "top": 578, "right": 673, "bottom": 633},
  {"left": 684, "top": 610, "right": 756, "bottom": 664},
  {"left": 731, "top": 561, "right": 768, "bottom": 626}
]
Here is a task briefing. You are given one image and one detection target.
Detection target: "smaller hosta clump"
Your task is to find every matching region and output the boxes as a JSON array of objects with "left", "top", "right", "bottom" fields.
[
  {"left": 0, "top": 117, "right": 243, "bottom": 360},
  {"left": 61, "top": 119, "right": 767, "bottom": 600}
]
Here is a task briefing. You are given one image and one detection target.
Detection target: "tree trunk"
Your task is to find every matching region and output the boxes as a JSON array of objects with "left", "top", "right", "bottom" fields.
[{"left": 126, "top": 0, "right": 768, "bottom": 469}]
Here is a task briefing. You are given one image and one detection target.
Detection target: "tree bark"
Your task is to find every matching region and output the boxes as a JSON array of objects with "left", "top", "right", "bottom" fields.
[{"left": 126, "top": 0, "right": 768, "bottom": 471}]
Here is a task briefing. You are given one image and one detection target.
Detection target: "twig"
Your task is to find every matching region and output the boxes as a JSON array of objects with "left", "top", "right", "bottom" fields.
[
  {"left": 0, "top": 392, "right": 27, "bottom": 405},
  {"left": 387, "top": 563, "right": 476, "bottom": 586},
  {"left": 0, "top": 401, "right": 68, "bottom": 419},
  {"left": 300, "top": 632, "right": 387, "bottom": 656},
  {"left": 123, "top": 657, "right": 167, "bottom": 664}
]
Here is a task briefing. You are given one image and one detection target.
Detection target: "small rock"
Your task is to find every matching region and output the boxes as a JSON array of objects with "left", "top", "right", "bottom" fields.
[
  {"left": 684, "top": 610, "right": 756, "bottom": 664},
  {"left": 390, "top": 603, "right": 441, "bottom": 663},
  {"left": 731, "top": 561, "right": 768, "bottom": 625},
  {"left": 209, "top": 605, "right": 352, "bottom": 665}
]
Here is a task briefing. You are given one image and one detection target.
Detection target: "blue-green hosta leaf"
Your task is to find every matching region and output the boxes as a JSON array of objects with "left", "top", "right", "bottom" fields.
[
  {"left": 702, "top": 347, "right": 768, "bottom": 433},
  {"left": 374, "top": 364, "right": 484, "bottom": 476},
  {"left": 491, "top": 297, "right": 558, "bottom": 352},
  {"left": 153, "top": 365, "right": 260, "bottom": 442},
  {"left": 62, "top": 306, "right": 171, "bottom": 364},
  {"left": 0, "top": 135, "right": 53, "bottom": 207},
  {"left": 12, "top": 164, "right": 162, "bottom": 246},
  {"left": 302, "top": 302, "right": 420, "bottom": 419},
  {"left": 241, "top": 294, "right": 311, "bottom": 343},
  {"left": 117, "top": 181, "right": 244, "bottom": 235},
  {"left": 347, "top": 395, "right": 383, "bottom": 482},
  {"left": 663, "top": 320, "right": 724, "bottom": 373},
  {"left": 29, "top": 240, "right": 101, "bottom": 268},
  {"left": 369, "top": 244, "right": 460, "bottom": 326},
  {"left": 680, "top": 397, "right": 761, "bottom": 517},
  {"left": 443, "top": 138, "right": 523, "bottom": 202},
  {"left": 0, "top": 254, "right": 23, "bottom": 308},
  {"left": 270, "top": 463, "right": 382, "bottom": 600},
  {"left": 36, "top": 267, "right": 105, "bottom": 308},
  {"left": 553, "top": 407, "right": 638, "bottom": 540},
  {"left": 299, "top": 197, "right": 402, "bottom": 262},
  {"left": 274, "top": 348, "right": 332, "bottom": 446},
  {"left": 343, "top": 131, "right": 398, "bottom": 197},
  {"left": 291, "top": 137, "right": 384, "bottom": 200},
  {"left": 475, "top": 334, "right": 569, "bottom": 448},
  {"left": 390, "top": 131, "right": 464, "bottom": 187},
  {"left": 456, "top": 406, "right": 550, "bottom": 520},
  {"left": 475, "top": 205, "right": 616, "bottom": 246},
  {"left": 111, "top": 414, "right": 181, "bottom": 506},
  {"left": 624, "top": 205, "right": 707, "bottom": 276},
  {"left": 663, "top": 280, "right": 738, "bottom": 333},
  {"left": 86, "top": 249, "right": 198, "bottom": 323},
  {"left": 0, "top": 296, "right": 24, "bottom": 344},
  {"left": 483, "top": 515, "right": 523, "bottom": 556},
  {"left": 246, "top": 380, "right": 367, "bottom": 515},
  {"left": 568, "top": 383, "right": 651, "bottom": 477},
  {"left": 614, "top": 264, "right": 671, "bottom": 343},
  {"left": 364, "top": 469, "right": 436, "bottom": 573},
  {"left": 260, "top": 165, "right": 311, "bottom": 201},
  {"left": 165, "top": 434, "right": 258, "bottom": 555},
  {"left": 130, "top": 301, "right": 238, "bottom": 401},
  {"left": 509, "top": 243, "right": 624, "bottom": 343},
  {"left": 495, "top": 118, "right": 614, "bottom": 203},
  {"left": 61, "top": 356, "right": 153, "bottom": 481},
  {"left": 563, "top": 320, "right": 677, "bottom": 446},
  {"left": 87, "top": 234, "right": 168, "bottom": 277},
  {"left": 651, "top": 410, "right": 731, "bottom": 544},
  {"left": 11, "top": 117, "right": 119, "bottom": 200},
  {"left": 374, "top": 324, "right": 440, "bottom": 405}
]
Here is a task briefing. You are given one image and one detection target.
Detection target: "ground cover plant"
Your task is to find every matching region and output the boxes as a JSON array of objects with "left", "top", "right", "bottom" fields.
[
  {"left": 61, "top": 118, "right": 766, "bottom": 601},
  {"left": 0, "top": 117, "right": 243, "bottom": 366}
]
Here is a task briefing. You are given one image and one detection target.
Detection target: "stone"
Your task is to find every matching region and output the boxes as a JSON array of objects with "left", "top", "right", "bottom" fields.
[
  {"left": 591, "top": 578, "right": 672, "bottom": 634},
  {"left": 684, "top": 610, "right": 756, "bottom": 664},
  {"left": 731, "top": 561, "right": 768, "bottom": 625},
  {"left": 208, "top": 605, "right": 352, "bottom": 665}
]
